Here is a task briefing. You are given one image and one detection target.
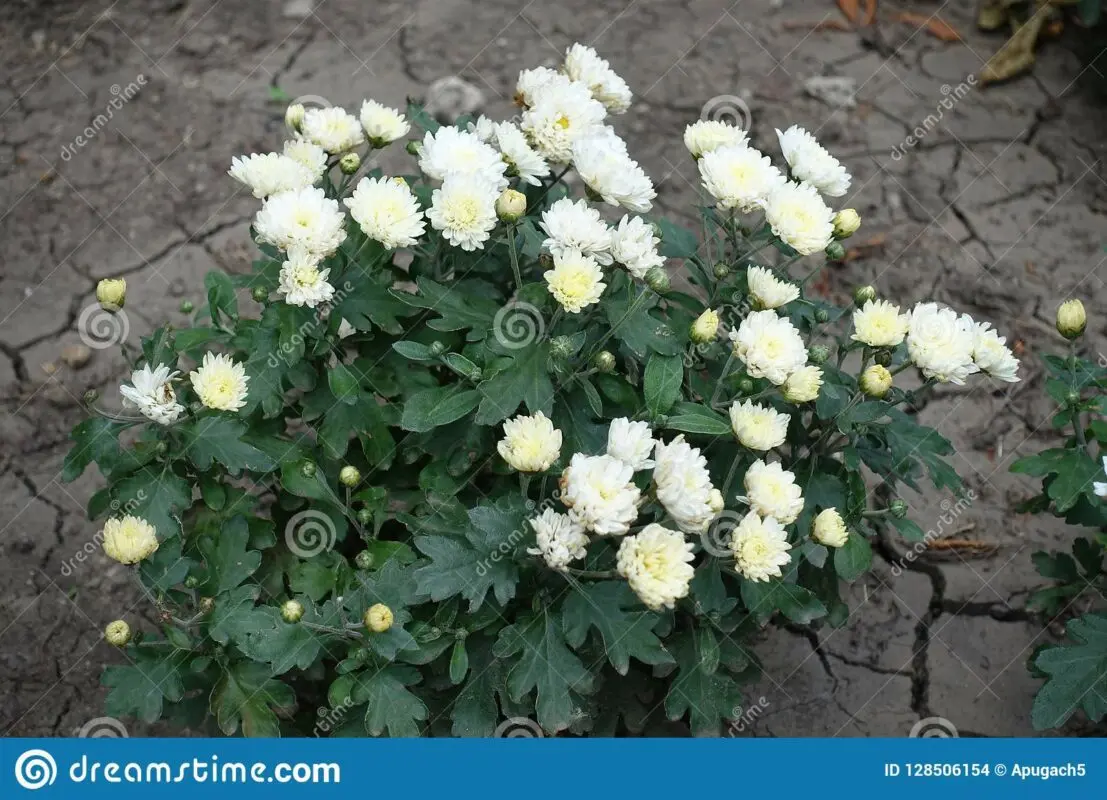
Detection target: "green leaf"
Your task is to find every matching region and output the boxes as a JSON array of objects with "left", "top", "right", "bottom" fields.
[
  {"left": 664, "top": 627, "right": 744, "bottom": 736},
  {"left": 451, "top": 637, "right": 508, "bottom": 736},
  {"left": 449, "top": 639, "right": 470, "bottom": 684},
  {"left": 392, "top": 278, "right": 499, "bottom": 338},
  {"left": 495, "top": 610, "right": 594, "bottom": 732},
  {"left": 102, "top": 642, "right": 187, "bottom": 723},
  {"left": 401, "top": 386, "right": 482, "bottom": 432},
  {"left": 741, "top": 578, "right": 827, "bottom": 625},
  {"left": 665, "top": 402, "right": 732, "bottom": 436},
  {"left": 644, "top": 353, "right": 683, "bottom": 418},
  {"left": 657, "top": 218, "right": 699, "bottom": 259},
  {"left": 1032, "top": 612, "right": 1107, "bottom": 730},
  {"left": 327, "top": 363, "right": 360, "bottom": 405},
  {"left": 139, "top": 538, "right": 192, "bottom": 593},
  {"left": 474, "top": 341, "right": 553, "bottom": 425},
  {"left": 886, "top": 412, "right": 962, "bottom": 494},
  {"left": 207, "top": 584, "right": 262, "bottom": 645},
  {"left": 113, "top": 466, "right": 192, "bottom": 541},
  {"left": 62, "top": 417, "right": 125, "bottom": 482},
  {"left": 235, "top": 606, "right": 324, "bottom": 675},
  {"left": 179, "top": 417, "right": 276, "bottom": 474},
  {"left": 604, "top": 290, "right": 681, "bottom": 359},
  {"left": 886, "top": 515, "right": 927, "bottom": 542},
  {"left": 198, "top": 516, "right": 262, "bottom": 593},
  {"left": 350, "top": 666, "right": 428, "bottom": 737},
  {"left": 211, "top": 660, "right": 296, "bottom": 737},
  {"left": 392, "top": 341, "right": 435, "bottom": 361},
  {"left": 561, "top": 582, "right": 673, "bottom": 675},
  {"left": 833, "top": 532, "right": 872, "bottom": 582},
  {"left": 1046, "top": 450, "right": 1102, "bottom": 512},
  {"left": 205, "top": 270, "right": 239, "bottom": 324},
  {"left": 333, "top": 267, "right": 412, "bottom": 334}
]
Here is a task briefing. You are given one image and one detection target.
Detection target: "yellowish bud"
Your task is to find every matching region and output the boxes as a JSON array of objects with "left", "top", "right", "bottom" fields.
[
  {"left": 285, "top": 102, "right": 306, "bottom": 133},
  {"left": 105, "top": 620, "right": 131, "bottom": 647},
  {"left": 364, "top": 603, "right": 394, "bottom": 633},
  {"left": 96, "top": 278, "right": 126, "bottom": 312},
  {"left": 708, "top": 488, "right": 724, "bottom": 515},
  {"left": 812, "top": 508, "right": 849, "bottom": 548},
  {"left": 1056, "top": 299, "right": 1086, "bottom": 340},
  {"left": 339, "top": 152, "right": 361, "bottom": 174},
  {"left": 832, "top": 209, "right": 861, "bottom": 239},
  {"left": 281, "top": 600, "right": 304, "bottom": 623},
  {"left": 339, "top": 465, "right": 361, "bottom": 487},
  {"left": 495, "top": 189, "right": 527, "bottom": 223},
  {"left": 859, "top": 364, "right": 893, "bottom": 399},
  {"left": 690, "top": 309, "right": 720, "bottom": 344}
]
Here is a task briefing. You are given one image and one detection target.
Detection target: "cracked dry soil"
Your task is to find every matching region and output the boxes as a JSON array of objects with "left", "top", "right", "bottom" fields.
[{"left": 2, "top": 0, "right": 1107, "bottom": 738}]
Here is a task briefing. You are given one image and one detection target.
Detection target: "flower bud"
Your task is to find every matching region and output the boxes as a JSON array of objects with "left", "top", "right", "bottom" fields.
[
  {"left": 495, "top": 189, "right": 527, "bottom": 223},
  {"left": 690, "top": 309, "right": 720, "bottom": 344},
  {"left": 405, "top": 140, "right": 421, "bottom": 157},
  {"left": 812, "top": 508, "right": 849, "bottom": 548},
  {"left": 832, "top": 208, "right": 861, "bottom": 239},
  {"left": 859, "top": 364, "right": 893, "bottom": 398},
  {"left": 339, "top": 465, "right": 361, "bottom": 487},
  {"left": 429, "top": 341, "right": 446, "bottom": 356},
  {"left": 339, "top": 152, "right": 361, "bottom": 174},
  {"left": 179, "top": 300, "right": 194, "bottom": 314},
  {"left": 808, "top": 344, "right": 830, "bottom": 365},
  {"left": 825, "top": 241, "right": 846, "bottom": 261},
  {"left": 644, "top": 267, "right": 670, "bottom": 295},
  {"left": 355, "top": 550, "right": 375, "bottom": 570},
  {"left": 356, "top": 508, "right": 373, "bottom": 526},
  {"left": 874, "top": 349, "right": 892, "bottom": 367},
  {"left": 96, "top": 278, "right": 126, "bottom": 312},
  {"left": 889, "top": 499, "right": 908, "bottom": 519},
  {"left": 281, "top": 600, "right": 304, "bottom": 623},
  {"left": 738, "top": 378, "right": 755, "bottom": 395},
  {"left": 592, "top": 351, "right": 616, "bottom": 373},
  {"left": 713, "top": 263, "right": 731, "bottom": 280},
  {"left": 1066, "top": 390, "right": 1081, "bottom": 405},
  {"left": 300, "top": 461, "right": 317, "bottom": 478},
  {"left": 285, "top": 103, "right": 306, "bottom": 133},
  {"left": 184, "top": 574, "right": 199, "bottom": 589},
  {"left": 853, "top": 285, "right": 877, "bottom": 305},
  {"left": 105, "top": 620, "right": 131, "bottom": 647},
  {"left": 83, "top": 389, "right": 99, "bottom": 406},
  {"left": 708, "top": 489, "right": 724, "bottom": 515},
  {"left": 251, "top": 285, "right": 269, "bottom": 303},
  {"left": 199, "top": 597, "right": 216, "bottom": 615},
  {"left": 1056, "top": 299, "right": 1086, "bottom": 340},
  {"left": 364, "top": 603, "right": 394, "bottom": 633},
  {"left": 549, "top": 335, "right": 575, "bottom": 360},
  {"left": 814, "top": 308, "right": 829, "bottom": 323}
]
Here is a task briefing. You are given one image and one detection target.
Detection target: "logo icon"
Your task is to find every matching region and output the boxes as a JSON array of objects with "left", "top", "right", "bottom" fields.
[{"left": 14, "top": 749, "right": 57, "bottom": 790}]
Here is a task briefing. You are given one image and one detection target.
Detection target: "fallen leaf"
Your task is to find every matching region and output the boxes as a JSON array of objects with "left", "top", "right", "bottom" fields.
[
  {"left": 843, "top": 233, "right": 887, "bottom": 263},
  {"left": 862, "top": 0, "right": 877, "bottom": 26},
  {"left": 837, "top": 0, "right": 860, "bottom": 24},
  {"left": 981, "top": 3, "right": 1050, "bottom": 84},
  {"left": 894, "top": 11, "right": 962, "bottom": 41},
  {"left": 1013, "top": 339, "right": 1026, "bottom": 357},
  {"left": 782, "top": 18, "right": 853, "bottom": 32}
]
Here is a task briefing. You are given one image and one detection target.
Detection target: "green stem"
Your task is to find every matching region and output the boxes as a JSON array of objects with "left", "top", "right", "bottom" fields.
[
  {"left": 584, "top": 286, "right": 652, "bottom": 363},
  {"left": 519, "top": 473, "right": 533, "bottom": 500},
  {"left": 566, "top": 568, "right": 618, "bottom": 580},
  {"left": 710, "top": 352, "right": 737, "bottom": 408},
  {"left": 507, "top": 224, "right": 523, "bottom": 292}
]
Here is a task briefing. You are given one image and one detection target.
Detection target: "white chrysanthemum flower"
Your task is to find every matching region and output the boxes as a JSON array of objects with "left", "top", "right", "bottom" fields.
[
  {"left": 571, "top": 127, "right": 655, "bottom": 213},
  {"left": 683, "top": 119, "right": 749, "bottom": 158},
  {"left": 544, "top": 248, "right": 606, "bottom": 313},
  {"left": 254, "top": 187, "right": 347, "bottom": 257},
  {"left": 527, "top": 509, "right": 589, "bottom": 572},
  {"left": 812, "top": 508, "right": 849, "bottom": 548},
  {"left": 616, "top": 524, "right": 695, "bottom": 610},
  {"left": 467, "top": 114, "right": 497, "bottom": 142},
  {"left": 653, "top": 435, "right": 717, "bottom": 535},
  {"left": 1094, "top": 456, "right": 1107, "bottom": 498},
  {"left": 539, "top": 197, "right": 613, "bottom": 265},
  {"left": 228, "top": 152, "right": 316, "bottom": 199},
  {"left": 564, "top": 43, "right": 632, "bottom": 114},
  {"left": 742, "top": 459, "right": 804, "bottom": 524},
  {"left": 730, "top": 511, "right": 792, "bottom": 582},
  {"left": 102, "top": 515, "right": 159, "bottom": 565},
  {"left": 607, "top": 417, "right": 656, "bottom": 471},
  {"left": 497, "top": 411, "right": 562, "bottom": 472},
  {"left": 489, "top": 120, "right": 549, "bottom": 186},
  {"left": 515, "top": 66, "right": 573, "bottom": 108},
  {"left": 120, "top": 364, "right": 184, "bottom": 425},
  {"left": 300, "top": 106, "right": 365, "bottom": 153},
  {"left": 190, "top": 352, "right": 250, "bottom": 412},
  {"left": 278, "top": 247, "right": 335, "bottom": 308},
  {"left": 747, "top": 265, "right": 799, "bottom": 309},
  {"left": 610, "top": 214, "right": 664, "bottom": 279},
  {"left": 729, "top": 400, "right": 789, "bottom": 451},
  {"left": 427, "top": 176, "right": 500, "bottom": 251},
  {"left": 521, "top": 80, "right": 607, "bottom": 164},
  {"left": 782, "top": 365, "right": 823, "bottom": 403},
  {"left": 907, "top": 303, "right": 980, "bottom": 385},
  {"left": 417, "top": 126, "right": 508, "bottom": 188},
  {"left": 560, "top": 453, "right": 641, "bottom": 536},
  {"left": 344, "top": 176, "right": 426, "bottom": 249},
  {"left": 359, "top": 99, "right": 410, "bottom": 146},
  {"left": 282, "top": 139, "right": 328, "bottom": 180},
  {"left": 764, "top": 181, "right": 835, "bottom": 255},
  {"left": 729, "top": 310, "right": 808, "bottom": 386},
  {"left": 698, "top": 145, "right": 786, "bottom": 212},
  {"left": 968, "top": 317, "right": 1020, "bottom": 383},
  {"left": 852, "top": 299, "right": 910, "bottom": 348},
  {"left": 776, "top": 125, "right": 851, "bottom": 197},
  {"left": 337, "top": 318, "right": 356, "bottom": 339}
]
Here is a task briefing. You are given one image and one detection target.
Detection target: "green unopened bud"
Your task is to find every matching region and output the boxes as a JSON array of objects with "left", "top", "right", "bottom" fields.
[
  {"left": 83, "top": 389, "right": 99, "bottom": 406},
  {"left": 364, "top": 603, "right": 394, "bottom": 633},
  {"left": 690, "top": 309, "right": 720, "bottom": 344},
  {"left": 339, "top": 465, "right": 361, "bottom": 487},
  {"left": 252, "top": 286, "right": 269, "bottom": 303},
  {"left": 495, "top": 189, "right": 527, "bottom": 223},
  {"left": 281, "top": 600, "right": 304, "bottom": 623},
  {"left": 549, "top": 335, "right": 575, "bottom": 360},
  {"left": 889, "top": 499, "right": 908, "bottom": 519},
  {"left": 179, "top": 300, "right": 194, "bottom": 314},
  {"left": 356, "top": 508, "right": 373, "bottom": 526},
  {"left": 1066, "top": 390, "right": 1081, "bottom": 405},
  {"left": 405, "top": 140, "right": 421, "bottom": 157},
  {"left": 469, "top": 366, "right": 482, "bottom": 382},
  {"left": 860, "top": 364, "right": 893, "bottom": 399},
  {"left": 853, "top": 285, "right": 877, "bottom": 305},
  {"left": 429, "top": 341, "right": 446, "bottom": 356},
  {"left": 355, "top": 550, "right": 375, "bottom": 570},
  {"left": 1056, "top": 299, "right": 1086, "bottom": 340},
  {"left": 199, "top": 597, "right": 216, "bottom": 615},
  {"left": 300, "top": 461, "right": 317, "bottom": 478},
  {"left": 814, "top": 308, "right": 829, "bottom": 323},
  {"left": 155, "top": 441, "right": 168, "bottom": 457},
  {"left": 713, "top": 263, "right": 731, "bottom": 280},
  {"left": 184, "top": 575, "right": 199, "bottom": 589},
  {"left": 825, "top": 241, "right": 846, "bottom": 261},
  {"left": 808, "top": 344, "right": 830, "bottom": 365},
  {"left": 339, "top": 152, "right": 361, "bottom": 174},
  {"left": 285, "top": 103, "right": 306, "bottom": 133},
  {"left": 738, "top": 378, "right": 755, "bottom": 395},
  {"left": 644, "top": 267, "right": 670, "bottom": 294},
  {"left": 832, "top": 208, "right": 861, "bottom": 239},
  {"left": 874, "top": 349, "right": 893, "bottom": 367},
  {"left": 96, "top": 278, "right": 126, "bottom": 312},
  {"left": 105, "top": 620, "right": 131, "bottom": 647},
  {"left": 593, "top": 351, "right": 616, "bottom": 373}
]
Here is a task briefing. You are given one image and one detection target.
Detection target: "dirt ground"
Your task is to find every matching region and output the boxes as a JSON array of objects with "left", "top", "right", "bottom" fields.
[{"left": 2, "top": 0, "right": 1106, "bottom": 738}]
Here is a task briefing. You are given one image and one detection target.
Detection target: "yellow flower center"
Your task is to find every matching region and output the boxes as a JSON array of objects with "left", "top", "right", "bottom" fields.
[{"left": 555, "top": 114, "right": 571, "bottom": 130}]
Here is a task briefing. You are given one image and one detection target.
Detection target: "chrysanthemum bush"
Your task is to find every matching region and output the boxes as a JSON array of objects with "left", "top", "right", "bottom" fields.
[
  {"left": 68, "top": 45, "right": 1021, "bottom": 737},
  {"left": 1010, "top": 299, "right": 1107, "bottom": 731}
]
